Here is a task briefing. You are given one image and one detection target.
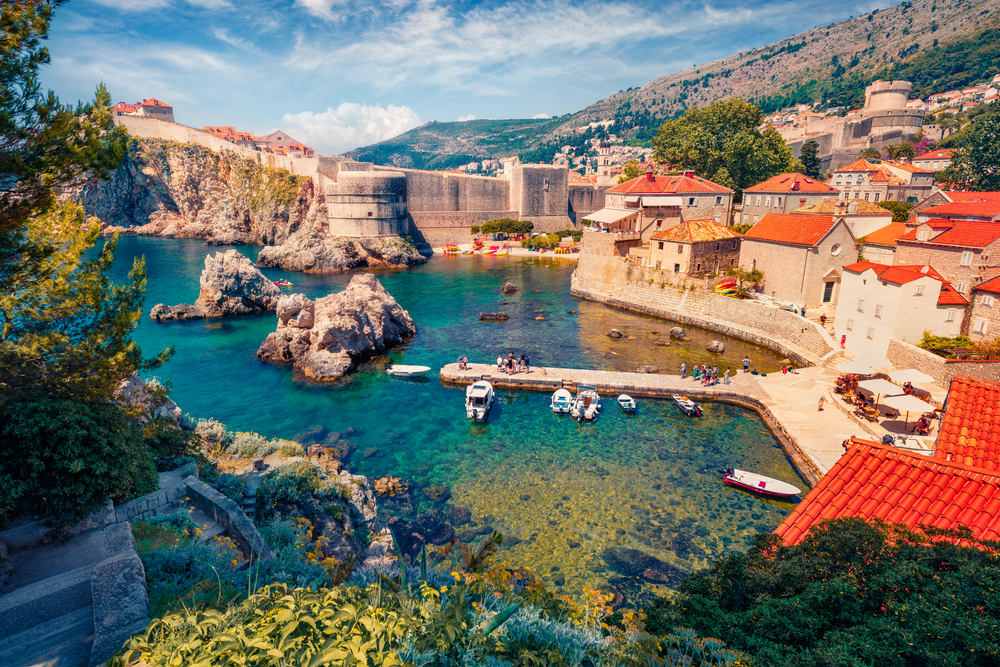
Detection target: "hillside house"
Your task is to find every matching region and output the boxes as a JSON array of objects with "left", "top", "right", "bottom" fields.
[
  {"left": 917, "top": 201, "right": 1000, "bottom": 223},
  {"left": 792, "top": 198, "right": 894, "bottom": 239},
  {"left": 894, "top": 220, "right": 1000, "bottom": 299},
  {"left": 109, "top": 98, "right": 174, "bottom": 123},
  {"left": 912, "top": 149, "right": 955, "bottom": 173},
  {"left": 830, "top": 158, "right": 935, "bottom": 203},
  {"left": 261, "top": 130, "right": 314, "bottom": 157},
  {"left": 858, "top": 222, "right": 907, "bottom": 265},
  {"left": 740, "top": 172, "right": 840, "bottom": 225},
  {"left": 967, "top": 276, "right": 1000, "bottom": 340},
  {"left": 635, "top": 219, "right": 742, "bottom": 278},
  {"left": 833, "top": 261, "right": 967, "bottom": 357},
  {"left": 738, "top": 212, "right": 857, "bottom": 308}
]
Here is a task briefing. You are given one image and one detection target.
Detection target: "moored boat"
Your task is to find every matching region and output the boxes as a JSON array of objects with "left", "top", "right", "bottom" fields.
[
  {"left": 551, "top": 388, "right": 572, "bottom": 413},
  {"left": 443, "top": 244, "right": 461, "bottom": 255},
  {"left": 386, "top": 364, "right": 432, "bottom": 378},
  {"left": 273, "top": 279, "right": 293, "bottom": 287},
  {"left": 617, "top": 394, "right": 636, "bottom": 414},
  {"left": 570, "top": 385, "right": 601, "bottom": 421},
  {"left": 723, "top": 467, "right": 801, "bottom": 498},
  {"left": 466, "top": 381, "right": 494, "bottom": 422},
  {"left": 673, "top": 395, "right": 702, "bottom": 416}
]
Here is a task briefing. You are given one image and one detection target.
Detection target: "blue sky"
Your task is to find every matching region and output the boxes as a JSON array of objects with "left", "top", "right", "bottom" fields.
[{"left": 44, "top": 0, "right": 892, "bottom": 154}]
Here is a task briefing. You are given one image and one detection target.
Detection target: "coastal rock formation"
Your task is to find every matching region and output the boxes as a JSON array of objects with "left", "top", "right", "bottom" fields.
[
  {"left": 707, "top": 340, "right": 725, "bottom": 353},
  {"left": 636, "top": 365, "right": 659, "bottom": 374},
  {"left": 256, "top": 274, "right": 416, "bottom": 381},
  {"left": 256, "top": 227, "right": 425, "bottom": 273},
  {"left": 150, "top": 250, "right": 281, "bottom": 321},
  {"left": 654, "top": 338, "right": 670, "bottom": 346},
  {"left": 115, "top": 373, "right": 182, "bottom": 424},
  {"left": 670, "top": 327, "right": 690, "bottom": 340},
  {"left": 501, "top": 282, "right": 518, "bottom": 293},
  {"left": 607, "top": 329, "right": 623, "bottom": 338}
]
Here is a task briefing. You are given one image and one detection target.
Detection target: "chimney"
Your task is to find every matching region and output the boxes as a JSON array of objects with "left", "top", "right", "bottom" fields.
[
  {"left": 646, "top": 168, "right": 654, "bottom": 182},
  {"left": 679, "top": 170, "right": 695, "bottom": 178}
]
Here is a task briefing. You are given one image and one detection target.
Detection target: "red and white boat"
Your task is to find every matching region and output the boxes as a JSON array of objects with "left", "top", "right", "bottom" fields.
[{"left": 723, "top": 467, "right": 801, "bottom": 498}]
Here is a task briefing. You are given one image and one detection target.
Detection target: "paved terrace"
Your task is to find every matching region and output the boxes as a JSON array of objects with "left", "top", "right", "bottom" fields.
[{"left": 440, "top": 361, "right": 948, "bottom": 488}]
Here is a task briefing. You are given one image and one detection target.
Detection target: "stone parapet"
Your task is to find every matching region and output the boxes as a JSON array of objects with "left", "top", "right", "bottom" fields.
[
  {"left": 183, "top": 476, "right": 276, "bottom": 561},
  {"left": 887, "top": 338, "right": 1000, "bottom": 386}
]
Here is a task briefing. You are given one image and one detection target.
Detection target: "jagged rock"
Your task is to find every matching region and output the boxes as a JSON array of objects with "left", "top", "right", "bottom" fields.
[
  {"left": 277, "top": 293, "right": 315, "bottom": 328},
  {"left": 670, "top": 327, "right": 690, "bottom": 340},
  {"left": 149, "top": 303, "right": 205, "bottom": 321},
  {"left": 654, "top": 338, "right": 670, "bottom": 346},
  {"left": 501, "top": 282, "right": 518, "bottom": 293},
  {"left": 115, "top": 373, "right": 182, "bottom": 424},
  {"left": 636, "top": 365, "right": 659, "bottom": 374},
  {"left": 607, "top": 329, "right": 623, "bottom": 338},
  {"left": 448, "top": 505, "right": 472, "bottom": 525},
  {"left": 373, "top": 476, "right": 406, "bottom": 496},
  {"left": 479, "top": 312, "right": 509, "bottom": 321},
  {"left": 258, "top": 226, "right": 426, "bottom": 274},
  {"left": 707, "top": 340, "right": 725, "bottom": 353},
  {"left": 257, "top": 274, "right": 416, "bottom": 382},
  {"left": 195, "top": 249, "right": 282, "bottom": 316}
]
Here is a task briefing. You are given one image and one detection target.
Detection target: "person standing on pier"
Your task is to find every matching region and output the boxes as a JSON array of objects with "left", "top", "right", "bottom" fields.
[
  {"left": 496, "top": 354, "right": 503, "bottom": 373},
  {"left": 743, "top": 356, "right": 750, "bottom": 373},
  {"left": 680, "top": 362, "right": 686, "bottom": 379},
  {"left": 724, "top": 368, "right": 730, "bottom": 384}
]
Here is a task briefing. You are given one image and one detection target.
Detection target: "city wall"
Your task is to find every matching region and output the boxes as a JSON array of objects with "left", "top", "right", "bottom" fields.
[
  {"left": 572, "top": 232, "right": 837, "bottom": 366},
  {"left": 887, "top": 339, "right": 1000, "bottom": 386}
]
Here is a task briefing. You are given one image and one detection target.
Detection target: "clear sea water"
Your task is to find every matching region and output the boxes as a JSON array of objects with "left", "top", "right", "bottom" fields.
[{"left": 108, "top": 237, "right": 806, "bottom": 604}]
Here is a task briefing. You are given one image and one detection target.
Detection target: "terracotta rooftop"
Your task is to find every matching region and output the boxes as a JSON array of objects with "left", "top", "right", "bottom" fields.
[
  {"left": 921, "top": 201, "right": 1000, "bottom": 219},
  {"left": 973, "top": 275, "right": 1000, "bottom": 295},
  {"left": 607, "top": 173, "right": 732, "bottom": 195},
  {"left": 742, "top": 213, "right": 838, "bottom": 246},
  {"left": 793, "top": 199, "right": 893, "bottom": 216},
  {"left": 774, "top": 438, "right": 1000, "bottom": 546},
  {"left": 899, "top": 220, "right": 1000, "bottom": 248},
  {"left": 915, "top": 149, "right": 955, "bottom": 160},
  {"left": 843, "top": 261, "right": 966, "bottom": 304},
  {"left": 743, "top": 172, "right": 839, "bottom": 194},
  {"left": 938, "top": 283, "right": 970, "bottom": 306},
  {"left": 946, "top": 192, "right": 1000, "bottom": 202},
  {"left": 651, "top": 219, "right": 742, "bottom": 243},
  {"left": 141, "top": 98, "right": 171, "bottom": 108},
  {"left": 834, "top": 158, "right": 885, "bottom": 173},
  {"left": 859, "top": 222, "right": 907, "bottom": 246},
  {"left": 936, "top": 377, "right": 1000, "bottom": 471}
]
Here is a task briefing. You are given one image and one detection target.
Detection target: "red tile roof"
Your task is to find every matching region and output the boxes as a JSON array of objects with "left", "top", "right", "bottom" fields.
[
  {"left": 744, "top": 172, "right": 839, "bottom": 194},
  {"left": 651, "top": 219, "right": 741, "bottom": 243},
  {"left": 938, "top": 283, "right": 970, "bottom": 306},
  {"left": 607, "top": 173, "right": 732, "bottom": 194},
  {"left": 843, "top": 261, "right": 946, "bottom": 284},
  {"left": 742, "top": 213, "right": 838, "bottom": 246},
  {"left": 915, "top": 149, "right": 955, "bottom": 160},
  {"left": 859, "top": 222, "right": 907, "bottom": 246},
  {"left": 889, "top": 162, "right": 934, "bottom": 174},
  {"left": 141, "top": 98, "right": 171, "bottom": 108},
  {"left": 774, "top": 438, "right": 1000, "bottom": 546},
  {"left": 936, "top": 377, "right": 1000, "bottom": 470},
  {"left": 973, "top": 275, "right": 1000, "bottom": 295},
  {"left": 899, "top": 220, "right": 1000, "bottom": 248},
  {"left": 946, "top": 192, "right": 1000, "bottom": 202},
  {"left": 836, "top": 158, "right": 879, "bottom": 173},
  {"left": 922, "top": 202, "right": 1000, "bottom": 219}
]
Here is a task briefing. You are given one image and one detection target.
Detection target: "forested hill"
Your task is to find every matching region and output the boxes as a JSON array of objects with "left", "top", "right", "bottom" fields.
[{"left": 347, "top": 0, "right": 1000, "bottom": 170}]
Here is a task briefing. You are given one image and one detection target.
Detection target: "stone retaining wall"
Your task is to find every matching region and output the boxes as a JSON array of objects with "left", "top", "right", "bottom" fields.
[
  {"left": 887, "top": 338, "right": 1000, "bottom": 386},
  {"left": 183, "top": 477, "right": 276, "bottom": 561}
]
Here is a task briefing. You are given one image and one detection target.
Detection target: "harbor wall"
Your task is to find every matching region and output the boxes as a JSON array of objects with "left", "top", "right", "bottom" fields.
[{"left": 887, "top": 339, "right": 1000, "bottom": 386}]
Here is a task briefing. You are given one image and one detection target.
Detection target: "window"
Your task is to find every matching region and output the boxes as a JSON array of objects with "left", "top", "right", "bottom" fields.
[
  {"left": 867, "top": 327, "right": 875, "bottom": 340},
  {"left": 655, "top": 260, "right": 661, "bottom": 269},
  {"left": 756, "top": 196, "right": 761, "bottom": 206},
  {"left": 946, "top": 309, "right": 956, "bottom": 322},
  {"left": 975, "top": 319, "right": 989, "bottom": 334},
  {"left": 743, "top": 214, "right": 749, "bottom": 224},
  {"left": 697, "top": 263, "right": 701, "bottom": 271},
  {"left": 846, "top": 174, "right": 853, "bottom": 183},
  {"left": 984, "top": 295, "right": 995, "bottom": 307},
  {"left": 715, "top": 196, "right": 723, "bottom": 206},
  {"left": 917, "top": 229, "right": 928, "bottom": 241},
  {"left": 776, "top": 197, "right": 783, "bottom": 208},
  {"left": 716, "top": 242, "right": 721, "bottom": 251},
  {"left": 674, "top": 263, "right": 680, "bottom": 272},
  {"left": 543, "top": 178, "right": 549, "bottom": 192},
  {"left": 864, "top": 192, "right": 870, "bottom": 201},
  {"left": 656, "top": 220, "right": 663, "bottom": 228},
  {"left": 961, "top": 251, "right": 973, "bottom": 266},
  {"left": 831, "top": 243, "right": 842, "bottom": 256},
  {"left": 874, "top": 193, "right": 880, "bottom": 202},
  {"left": 857, "top": 299, "right": 866, "bottom": 312},
  {"left": 677, "top": 245, "right": 683, "bottom": 254},
  {"left": 875, "top": 304, "right": 883, "bottom": 318},
  {"left": 914, "top": 285, "right": 925, "bottom": 296},
  {"left": 730, "top": 259, "right": 735, "bottom": 266},
  {"left": 847, "top": 319, "right": 854, "bottom": 331},
  {"left": 731, "top": 240, "right": 738, "bottom": 249},
  {"left": 753, "top": 215, "right": 759, "bottom": 224},
  {"left": 698, "top": 245, "right": 704, "bottom": 254},
  {"left": 688, "top": 197, "right": 697, "bottom": 206},
  {"left": 765, "top": 196, "right": 772, "bottom": 207},
  {"left": 957, "top": 282, "right": 968, "bottom": 294},
  {"left": 836, "top": 174, "right": 843, "bottom": 182},
  {"left": 873, "top": 248, "right": 883, "bottom": 261},
  {"left": 657, "top": 241, "right": 664, "bottom": 250},
  {"left": 858, "top": 174, "right": 865, "bottom": 184}
]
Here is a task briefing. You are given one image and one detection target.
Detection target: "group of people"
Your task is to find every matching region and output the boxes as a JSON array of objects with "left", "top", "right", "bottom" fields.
[
  {"left": 680, "top": 362, "right": 729, "bottom": 386},
  {"left": 497, "top": 350, "right": 530, "bottom": 374},
  {"left": 456, "top": 355, "right": 469, "bottom": 370}
]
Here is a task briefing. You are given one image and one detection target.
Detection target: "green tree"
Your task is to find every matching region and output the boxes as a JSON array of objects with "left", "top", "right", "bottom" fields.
[
  {"left": 874, "top": 199, "right": 914, "bottom": 222},
  {"left": 617, "top": 162, "right": 646, "bottom": 183},
  {"left": 726, "top": 265, "right": 763, "bottom": 292},
  {"left": 884, "top": 142, "right": 916, "bottom": 161},
  {"left": 480, "top": 218, "right": 533, "bottom": 235},
  {"left": 0, "top": 1, "right": 168, "bottom": 405},
  {"left": 944, "top": 101, "right": 1000, "bottom": 191},
  {"left": 798, "top": 139, "right": 821, "bottom": 178},
  {"left": 860, "top": 147, "right": 882, "bottom": 159},
  {"left": 653, "top": 98, "right": 797, "bottom": 199}
]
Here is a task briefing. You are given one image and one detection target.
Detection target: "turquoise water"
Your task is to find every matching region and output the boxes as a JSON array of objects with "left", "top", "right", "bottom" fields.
[{"left": 108, "top": 237, "right": 804, "bottom": 603}]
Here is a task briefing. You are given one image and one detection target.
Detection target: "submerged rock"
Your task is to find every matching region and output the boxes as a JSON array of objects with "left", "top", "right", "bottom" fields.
[
  {"left": 607, "top": 329, "right": 623, "bottom": 338},
  {"left": 602, "top": 547, "right": 687, "bottom": 587},
  {"left": 706, "top": 340, "right": 725, "bottom": 353},
  {"left": 670, "top": 327, "right": 690, "bottom": 340},
  {"left": 256, "top": 274, "right": 416, "bottom": 382},
  {"left": 636, "top": 365, "right": 659, "bottom": 374},
  {"left": 501, "top": 282, "right": 519, "bottom": 293},
  {"left": 654, "top": 338, "right": 670, "bottom": 346}
]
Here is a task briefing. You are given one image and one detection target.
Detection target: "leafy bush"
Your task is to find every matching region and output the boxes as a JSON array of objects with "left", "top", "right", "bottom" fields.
[
  {"left": 227, "top": 431, "right": 281, "bottom": 458},
  {"left": 918, "top": 330, "right": 971, "bottom": 358},
  {"left": 874, "top": 199, "right": 915, "bottom": 222},
  {"left": 139, "top": 541, "right": 242, "bottom": 617},
  {"left": 144, "top": 510, "right": 198, "bottom": 535},
  {"left": 194, "top": 418, "right": 230, "bottom": 448},
  {"left": 481, "top": 218, "right": 534, "bottom": 235},
  {"left": 256, "top": 461, "right": 324, "bottom": 517},
  {"left": 0, "top": 399, "right": 158, "bottom": 526},
  {"left": 132, "top": 522, "right": 190, "bottom": 555},
  {"left": 212, "top": 473, "right": 247, "bottom": 502},
  {"left": 143, "top": 417, "right": 206, "bottom": 472},
  {"left": 471, "top": 225, "right": 481, "bottom": 234},
  {"left": 521, "top": 233, "right": 561, "bottom": 249}
]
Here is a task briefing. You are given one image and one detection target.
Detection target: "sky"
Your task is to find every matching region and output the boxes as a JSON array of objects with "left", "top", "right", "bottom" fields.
[{"left": 44, "top": 0, "right": 893, "bottom": 155}]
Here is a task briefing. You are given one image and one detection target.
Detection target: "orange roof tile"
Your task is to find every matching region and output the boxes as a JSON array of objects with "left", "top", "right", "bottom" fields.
[
  {"left": 744, "top": 172, "right": 839, "bottom": 194},
  {"left": 915, "top": 149, "right": 955, "bottom": 160},
  {"left": 860, "top": 222, "right": 907, "bottom": 246},
  {"left": 922, "top": 202, "right": 1000, "bottom": 219},
  {"left": 141, "top": 98, "right": 171, "bottom": 108},
  {"left": 938, "top": 283, "right": 970, "bottom": 306},
  {"left": 835, "top": 158, "right": 880, "bottom": 173},
  {"left": 899, "top": 220, "right": 1000, "bottom": 248},
  {"left": 936, "top": 377, "right": 1000, "bottom": 471},
  {"left": 946, "top": 192, "right": 1000, "bottom": 202},
  {"left": 775, "top": 438, "right": 1000, "bottom": 545},
  {"left": 890, "top": 162, "right": 934, "bottom": 174},
  {"left": 651, "top": 219, "right": 742, "bottom": 243},
  {"left": 973, "top": 275, "right": 1000, "bottom": 295},
  {"left": 793, "top": 199, "right": 892, "bottom": 215},
  {"left": 843, "top": 261, "right": 949, "bottom": 285},
  {"left": 607, "top": 173, "right": 732, "bottom": 194},
  {"left": 742, "top": 213, "right": 837, "bottom": 246}
]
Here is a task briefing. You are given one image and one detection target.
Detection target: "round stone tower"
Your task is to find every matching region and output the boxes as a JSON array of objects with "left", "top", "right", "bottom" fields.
[
  {"left": 326, "top": 170, "right": 408, "bottom": 237},
  {"left": 863, "top": 80, "right": 912, "bottom": 111}
]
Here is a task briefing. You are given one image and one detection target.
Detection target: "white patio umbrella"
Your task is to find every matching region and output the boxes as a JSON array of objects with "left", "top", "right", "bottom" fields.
[
  {"left": 883, "top": 394, "right": 937, "bottom": 432},
  {"left": 855, "top": 354, "right": 893, "bottom": 368},
  {"left": 889, "top": 369, "right": 935, "bottom": 385},
  {"left": 836, "top": 361, "right": 875, "bottom": 374},
  {"left": 857, "top": 378, "right": 904, "bottom": 410}
]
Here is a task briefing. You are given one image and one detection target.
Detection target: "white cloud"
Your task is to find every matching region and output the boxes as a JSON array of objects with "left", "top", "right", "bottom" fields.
[
  {"left": 295, "top": 0, "right": 347, "bottom": 20},
  {"left": 280, "top": 102, "right": 422, "bottom": 154},
  {"left": 456, "top": 114, "right": 476, "bottom": 122},
  {"left": 187, "top": 0, "right": 233, "bottom": 7},
  {"left": 212, "top": 27, "right": 261, "bottom": 53},
  {"left": 531, "top": 113, "right": 551, "bottom": 119},
  {"left": 88, "top": 0, "right": 171, "bottom": 11}
]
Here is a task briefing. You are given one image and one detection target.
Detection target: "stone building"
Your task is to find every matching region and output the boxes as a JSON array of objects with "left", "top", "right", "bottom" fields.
[
  {"left": 740, "top": 173, "right": 840, "bottom": 226},
  {"left": 791, "top": 198, "right": 894, "bottom": 240},
  {"left": 739, "top": 212, "right": 858, "bottom": 308},
  {"left": 917, "top": 200, "right": 1000, "bottom": 223},
  {"left": 597, "top": 140, "right": 613, "bottom": 178},
  {"left": 262, "top": 130, "right": 314, "bottom": 157},
  {"left": 830, "top": 158, "right": 935, "bottom": 204},
  {"left": 968, "top": 276, "right": 1000, "bottom": 340},
  {"left": 912, "top": 149, "right": 955, "bottom": 173},
  {"left": 894, "top": 220, "right": 1000, "bottom": 299},
  {"left": 858, "top": 222, "right": 907, "bottom": 265},
  {"left": 109, "top": 98, "right": 174, "bottom": 123},
  {"left": 640, "top": 219, "right": 742, "bottom": 278},
  {"left": 833, "top": 262, "right": 967, "bottom": 357}
]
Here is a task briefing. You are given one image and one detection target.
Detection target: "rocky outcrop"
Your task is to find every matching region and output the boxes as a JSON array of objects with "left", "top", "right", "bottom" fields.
[
  {"left": 670, "top": 327, "right": 690, "bottom": 340},
  {"left": 150, "top": 250, "right": 281, "bottom": 321},
  {"left": 501, "top": 282, "right": 518, "bottom": 294},
  {"left": 636, "top": 365, "right": 659, "bottom": 373},
  {"left": 607, "top": 329, "right": 623, "bottom": 338},
  {"left": 257, "top": 274, "right": 416, "bottom": 381},
  {"left": 707, "top": 340, "right": 726, "bottom": 353},
  {"left": 115, "top": 374, "right": 182, "bottom": 424},
  {"left": 256, "top": 228, "right": 425, "bottom": 274}
]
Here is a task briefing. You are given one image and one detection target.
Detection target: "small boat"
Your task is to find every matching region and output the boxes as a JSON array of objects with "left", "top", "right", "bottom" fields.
[
  {"left": 386, "top": 364, "right": 432, "bottom": 378},
  {"left": 466, "top": 381, "right": 494, "bottom": 422},
  {"left": 673, "top": 395, "right": 702, "bottom": 416},
  {"left": 570, "top": 385, "right": 601, "bottom": 421},
  {"left": 273, "top": 280, "right": 293, "bottom": 287},
  {"left": 551, "top": 388, "right": 573, "bottom": 414},
  {"left": 617, "top": 394, "right": 636, "bottom": 414},
  {"left": 484, "top": 246, "right": 499, "bottom": 255},
  {"left": 443, "top": 245, "right": 461, "bottom": 255},
  {"left": 723, "top": 467, "right": 801, "bottom": 498}
]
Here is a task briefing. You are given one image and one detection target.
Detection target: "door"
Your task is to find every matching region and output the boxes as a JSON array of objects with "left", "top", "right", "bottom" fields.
[{"left": 823, "top": 282, "right": 835, "bottom": 303}]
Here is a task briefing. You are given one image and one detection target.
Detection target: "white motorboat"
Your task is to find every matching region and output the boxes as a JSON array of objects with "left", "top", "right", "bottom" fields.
[
  {"left": 570, "top": 385, "right": 601, "bottom": 421},
  {"left": 617, "top": 394, "right": 636, "bottom": 414},
  {"left": 723, "top": 467, "right": 801, "bottom": 498},
  {"left": 386, "top": 364, "right": 432, "bottom": 378},
  {"left": 673, "top": 395, "right": 702, "bottom": 416},
  {"left": 551, "top": 388, "right": 573, "bottom": 414},
  {"left": 466, "top": 381, "right": 494, "bottom": 422}
]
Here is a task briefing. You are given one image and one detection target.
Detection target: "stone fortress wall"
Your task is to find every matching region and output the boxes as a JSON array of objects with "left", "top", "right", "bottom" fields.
[{"left": 115, "top": 116, "right": 608, "bottom": 248}]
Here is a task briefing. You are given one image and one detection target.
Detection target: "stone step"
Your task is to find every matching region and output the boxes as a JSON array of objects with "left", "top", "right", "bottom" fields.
[
  {"left": 0, "top": 565, "right": 94, "bottom": 641},
  {"left": 0, "top": 606, "right": 95, "bottom": 667},
  {"left": 187, "top": 507, "right": 227, "bottom": 541}
]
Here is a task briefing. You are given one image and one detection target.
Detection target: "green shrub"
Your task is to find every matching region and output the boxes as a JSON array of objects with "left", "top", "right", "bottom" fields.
[
  {"left": 194, "top": 418, "right": 230, "bottom": 448},
  {"left": 256, "top": 462, "right": 324, "bottom": 517},
  {"left": 0, "top": 399, "right": 158, "bottom": 526},
  {"left": 481, "top": 218, "right": 534, "bottom": 235},
  {"left": 471, "top": 225, "right": 481, "bottom": 234},
  {"left": 212, "top": 473, "right": 247, "bottom": 502},
  {"left": 144, "top": 510, "right": 198, "bottom": 535},
  {"left": 918, "top": 330, "right": 972, "bottom": 358},
  {"left": 132, "top": 522, "right": 190, "bottom": 555},
  {"left": 143, "top": 417, "right": 206, "bottom": 472},
  {"left": 874, "top": 199, "right": 915, "bottom": 222}
]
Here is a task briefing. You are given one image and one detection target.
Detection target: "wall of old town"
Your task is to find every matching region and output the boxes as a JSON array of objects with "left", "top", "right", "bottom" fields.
[{"left": 887, "top": 339, "right": 1000, "bottom": 386}]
